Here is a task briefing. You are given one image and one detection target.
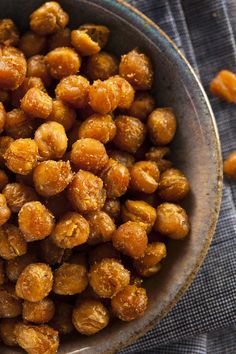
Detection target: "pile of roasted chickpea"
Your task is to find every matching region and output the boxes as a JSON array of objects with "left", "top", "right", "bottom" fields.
[{"left": 0, "top": 2, "right": 190, "bottom": 353}]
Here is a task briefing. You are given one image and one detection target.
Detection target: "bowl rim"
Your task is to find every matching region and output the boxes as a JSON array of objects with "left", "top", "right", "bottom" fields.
[{"left": 102, "top": 0, "right": 223, "bottom": 352}]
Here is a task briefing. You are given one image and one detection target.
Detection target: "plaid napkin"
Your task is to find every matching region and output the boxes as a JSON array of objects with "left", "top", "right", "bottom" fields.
[{"left": 120, "top": 0, "right": 236, "bottom": 353}]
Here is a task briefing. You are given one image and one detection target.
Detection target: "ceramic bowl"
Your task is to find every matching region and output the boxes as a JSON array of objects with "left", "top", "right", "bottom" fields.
[{"left": 0, "top": 0, "right": 222, "bottom": 353}]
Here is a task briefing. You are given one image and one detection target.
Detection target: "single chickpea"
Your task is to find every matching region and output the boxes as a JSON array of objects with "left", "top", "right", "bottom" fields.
[
  {"left": 22, "top": 298, "right": 55, "bottom": 324},
  {"left": 0, "top": 318, "right": 19, "bottom": 346},
  {"left": 55, "top": 75, "right": 90, "bottom": 108},
  {"left": 89, "top": 258, "right": 130, "bottom": 298},
  {"left": 210, "top": 70, "right": 236, "bottom": 103},
  {"left": 51, "top": 212, "right": 89, "bottom": 248},
  {"left": 223, "top": 151, "right": 236, "bottom": 179},
  {"left": 38, "top": 236, "right": 71, "bottom": 266},
  {"left": 70, "top": 138, "right": 108, "bottom": 173},
  {"left": 18, "top": 201, "right": 55, "bottom": 242},
  {"left": 30, "top": 1, "right": 69, "bottom": 35},
  {"left": 0, "top": 194, "right": 11, "bottom": 226},
  {"left": 6, "top": 251, "right": 38, "bottom": 282},
  {"left": 16, "top": 263, "right": 53, "bottom": 302},
  {"left": 129, "top": 161, "right": 160, "bottom": 194},
  {"left": 0, "top": 46, "right": 26, "bottom": 90},
  {"left": 11, "top": 76, "right": 45, "bottom": 108},
  {"left": 109, "top": 75, "right": 135, "bottom": 110},
  {"left": 49, "top": 99, "right": 76, "bottom": 131},
  {"left": 133, "top": 242, "right": 166, "bottom": 270},
  {"left": 111, "top": 285, "right": 148, "bottom": 321},
  {"left": 119, "top": 49, "right": 154, "bottom": 90},
  {"left": 19, "top": 31, "right": 47, "bottom": 58},
  {"left": 48, "top": 28, "right": 71, "bottom": 50},
  {"left": 0, "top": 19, "right": 19, "bottom": 46},
  {"left": 72, "top": 299, "right": 109, "bottom": 335},
  {"left": 79, "top": 24, "right": 110, "bottom": 48},
  {"left": 0, "top": 136, "right": 14, "bottom": 167},
  {"left": 21, "top": 87, "right": 53, "bottom": 119},
  {"left": 158, "top": 168, "right": 190, "bottom": 201},
  {"left": 4, "top": 138, "right": 38, "bottom": 175},
  {"left": 50, "top": 302, "right": 74, "bottom": 334},
  {"left": 45, "top": 47, "right": 81, "bottom": 80},
  {"left": 0, "top": 285, "right": 22, "bottom": 318},
  {"left": 78, "top": 113, "right": 116, "bottom": 144},
  {"left": 121, "top": 200, "right": 156, "bottom": 233},
  {"left": 0, "top": 102, "right": 6, "bottom": 133},
  {"left": 88, "top": 242, "right": 120, "bottom": 265},
  {"left": 33, "top": 160, "right": 73, "bottom": 197},
  {"left": 128, "top": 92, "right": 155, "bottom": 121},
  {"left": 108, "top": 149, "right": 135, "bottom": 168},
  {"left": 34, "top": 121, "right": 68, "bottom": 160},
  {"left": 154, "top": 203, "right": 190, "bottom": 239},
  {"left": 53, "top": 263, "right": 88, "bottom": 295},
  {"left": 147, "top": 108, "right": 177, "bottom": 145},
  {"left": 0, "top": 224, "right": 27, "bottom": 260},
  {"left": 0, "top": 259, "right": 5, "bottom": 285},
  {"left": 5, "top": 108, "right": 36, "bottom": 139},
  {"left": 86, "top": 211, "right": 116, "bottom": 245},
  {"left": 87, "top": 52, "right": 118, "bottom": 80},
  {"left": 89, "top": 79, "right": 120, "bottom": 114},
  {"left": 100, "top": 158, "right": 130, "bottom": 198},
  {"left": 112, "top": 221, "right": 148, "bottom": 259},
  {"left": 27, "top": 55, "right": 52, "bottom": 87},
  {"left": 102, "top": 198, "right": 121, "bottom": 220},
  {"left": 15, "top": 323, "right": 59, "bottom": 354},
  {"left": 68, "top": 170, "right": 106, "bottom": 213},
  {"left": 113, "top": 115, "right": 146, "bottom": 154},
  {"left": 3, "top": 182, "right": 38, "bottom": 213}
]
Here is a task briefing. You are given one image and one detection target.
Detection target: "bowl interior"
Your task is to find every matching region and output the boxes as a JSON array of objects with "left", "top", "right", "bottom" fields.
[{"left": 0, "top": 1, "right": 222, "bottom": 353}]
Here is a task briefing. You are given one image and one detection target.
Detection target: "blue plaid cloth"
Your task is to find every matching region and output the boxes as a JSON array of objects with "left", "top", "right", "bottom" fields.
[{"left": 120, "top": 0, "right": 236, "bottom": 353}]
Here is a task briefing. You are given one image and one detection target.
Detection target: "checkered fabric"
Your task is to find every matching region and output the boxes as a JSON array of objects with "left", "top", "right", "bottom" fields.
[{"left": 120, "top": 0, "right": 236, "bottom": 353}]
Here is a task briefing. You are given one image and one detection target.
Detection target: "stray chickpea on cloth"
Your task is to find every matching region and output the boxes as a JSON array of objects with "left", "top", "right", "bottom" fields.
[{"left": 0, "top": 1, "right": 191, "bottom": 353}]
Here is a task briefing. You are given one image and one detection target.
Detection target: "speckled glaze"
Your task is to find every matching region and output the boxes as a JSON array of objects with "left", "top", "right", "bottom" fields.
[{"left": 0, "top": 0, "right": 222, "bottom": 353}]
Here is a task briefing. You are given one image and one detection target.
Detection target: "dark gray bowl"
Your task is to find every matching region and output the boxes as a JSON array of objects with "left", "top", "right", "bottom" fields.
[{"left": 0, "top": 1, "right": 222, "bottom": 353}]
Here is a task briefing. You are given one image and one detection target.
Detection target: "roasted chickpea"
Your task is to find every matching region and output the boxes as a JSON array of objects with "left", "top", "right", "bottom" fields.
[
  {"left": 0, "top": 46, "right": 26, "bottom": 90},
  {"left": 0, "top": 136, "right": 14, "bottom": 167},
  {"left": 112, "top": 221, "right": 147, "bottom": 259},
  {"left": 87, "top": 52, "right": 118, "bottom": 80},
  {"left": 113, "top": 115, "right": 146, "bottom": 154},
  {"left": 71, "top": 27, "right": 103, "bottom": 56},
  {"left": 19, "top": 31, "right": 47, "bottom": 58},
  {"left": 0, "top": 194, "right": 11, "bottom": 226},
  {"left": 86, "top": 211, "right": 116, "bottom": 245},
  {"left": 15, "top": 323, "right": 59, "bottom": 354},
  {"left": 158, "top": 168, "right": 190, "bottom": 201},
  {"left": 128, "top": 92, "right": 155, "bottom": 121},
  {"left": 50, "top": 302, "right": 74, "bottom": 334},
  {"left": 49, "top": 99, "right": 76, "bottom": 131},
  {"left": 110, "top": 75, "right": 135, "bottom": 110},
  {"left": 134, "top": 242, "right": 166, "bottom": 270},
  {"left": 147, "top": 108, "right": 177, "bottom": 145},
  {"left": 224, "top": 151, "right": 236, "bottom": 179},
  {"left": 0, "top": 224, "right": 27, "bottom": 260},
  {"left": 0, "top": 103, "right": 6, "bottom": 133},
  {"left": 16, "top": 263, "right": 53, "bottom": 302},
  {"left": 3, "top": 183, "right": 38, "bottom": 213},
  {"left": 53, "top": 263, "right": 88, "bottom": 295},
  {"left": 134, "top": 260, "right": 162, "bottom": 277},
  {"left": 34, "top": 121, "right": 67, "bottom": 160},
  {"left": 55, "top": 74, "right": 90, "bottom": 108},
  {"left": 210, "top": 70, "right": 236, "bottom": 103},
  {"left": 21, "top": 87, "right": 53, "bottom": 119},
  {"left": 30, "top": 1, "right": 69, "bottom": 35},
  {"left": 48, "top": 28, "right": 71, "bottom": 50},
  {"left": 0, "top": 285, "right": 22, "bottom": 318},
  {"left": 102, "top": 198, "right": 121, "bottom": 220},
  {"left": 89, "top": 79, "right": 120, "bottom": 114},
  {"left": 79, "top": 24, "right": 110, "bottom": 48},
  {"left": 18, "top": 201, "right": 55, "bottom": 242},
  {"left": 45, "top": 47, "right": 81, "bottom": 80},
  {"left": 154, "top": 203, "right": 190, "bottom": 239},
  {"left": 129, "top": 161, "right": 160, "bottom": 194},
  {"left": 88, "top": 242, "right": 120, "bottom": 265},
  {"left": 51, "top": 212, "right": 89, "bottom": 248},
  {"left": 89, "top": 258, "right": 130, "bottom": 298},
  {"left": 0, "top": 170, "right": 8, "bottom": 191},
  {"left": 78, "top": 113, "right": 116, "bottom": 144},
  {"left": 27, "top": 55, "right": 52, "bottom": 87},
  {"left": 121, "top": 200, "right": 156, "bottom": 233},
  {"left": 11, "top": 76, "right": 45, "bottom": 108},
  {"left": 111, "top": 285, "right": 147, "bottom": 321},
  {"left": 0, "top": 259, "right": 5, "bottom": 285},
  {"left": 0, "top": 19, "right": 19, "bottom": 46},
  {"left": 5, "top": 108, "right": 36, "bottom": 139},
  {"left": 0, "top": 318, "right": 19, "bottom": 346},
  {"left": 68, "top": 170, "right": 106, "bottom": 213},
  {"left": 72, "top": 299, "right": 109, "bottom": 335},
  {"left": 23, "top": 298, "right": 55, "bottom": 324},
  {"left": 70, "top": 138, "right": 108, "bottom": 173},
  {"left": 108, "top": 149, "right": 135, "bottom": 168},
  {"left": 145, "top": 146, "right": 170, "bottom": 160},
  {"left": 100, "top": 158, "right": 130, "bottom": 198},
  {"left": 33, "top": 160, "right": 73, "bottom": 197},
  {"left": 119, "top": 49, "right": 153, "bottom": 90},
  {"left": 6, "top": 251, "right": 37, "bottom": 282}
]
